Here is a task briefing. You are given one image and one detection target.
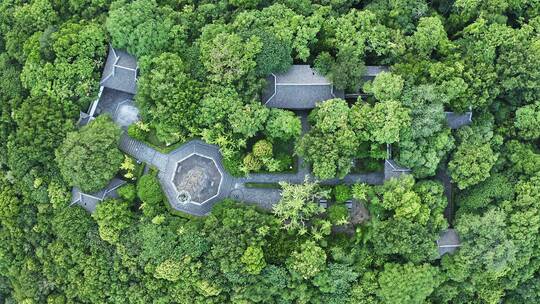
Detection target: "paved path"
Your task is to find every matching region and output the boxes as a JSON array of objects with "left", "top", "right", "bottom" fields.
[
  {"left": 235, "top": 111, "right": 383, "bottom": 187},
  {"left": 436, "top": 166, "right": 454, "bottom": 226},
  {"left": 119, "top": 134, "right": 168, "bottom": 171},
  {"left": 117, "top": 112, "right": 384, "bottom": 216}
]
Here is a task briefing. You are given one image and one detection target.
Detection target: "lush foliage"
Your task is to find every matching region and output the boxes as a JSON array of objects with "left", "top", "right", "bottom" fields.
[
  {"left": 55, "top": 115, "right": 123, "bottom": 192},
  {"left": 2, "top": 1, "right": 540, "bottom": 303}
]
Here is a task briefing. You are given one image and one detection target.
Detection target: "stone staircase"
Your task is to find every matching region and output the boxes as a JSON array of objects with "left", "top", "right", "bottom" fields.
[
  {"left": 119, "top": 134, "right": 145, "bottom": 156},
  {"left": 119, "top": 134, "right": 168, "bottom": 171}
]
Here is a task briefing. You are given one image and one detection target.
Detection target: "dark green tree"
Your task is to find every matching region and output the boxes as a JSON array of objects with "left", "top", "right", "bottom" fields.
[
  {"left": 55, "top": 115, "right": 123, "bottom": 193},
  {"left": 136, "top": 52, "right": 203, "bottom": 144},
  {"left": 296, "top": 99, "right": 358, "bottom": 179}
]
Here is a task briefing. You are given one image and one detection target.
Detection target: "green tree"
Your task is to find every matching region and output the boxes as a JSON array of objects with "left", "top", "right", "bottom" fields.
[
  {"left": 506, "top": 140, "right": 540, "bottom": 177},
  {"left": 93, "top": 199, "right": 133, "bottom": 244},
  {"left": 253, "top": 140, "right": 273, "bottom": 159},
  {"left": 497, "top": 23, "right": 540, "bottom": 105},
  {"left": 8, "top": 95, "right": 75, "bottom": 185},
  {"left": 408, "top": 16, "right": 450, "bottom": 58},
  {"left": 106, "top": 0, "right": 185, "bottom": 57},
  {"left": 241, "top": 245, "right": 266, "bottom": 275},
  {"left": 449, "top": 142, "right": 498, "bottom": 190},
  {"left": 20, "top": 21, "right": 107, "bottom": 103},
  {"left": 229, "top": 0, "right": 262, "bottom": 8},
  {"left": 456, "top": 174, "right": 514, "bottom": 212},
  {"left": 198, "top": 87, "right": 266, "bottom": 158},
  {"left": 117, "top": 184, "right": 137, "bottom": 202},
  {"left": 296, "top": 99, "right": 358, "bottom": 179},
  {"left": 253, "top": 31, "right": 292, "bottom": 76},
  {"left": 136, "top": 52, "right": 203, "bottom": 144},
  {"left": 365, "top": 0, "right": 429, "bottom": 33},
  {"left": 314, "top": 48, "right": 367, "bottom": 92},
  {"left": 378, "top": 176, "right": 425, "bottom": 223},
  {"left": 333, "top": 185, "right": 351, "bottom": 203},
  {"left": 55, "top": 115, "right": 123, "bottom": 193},
  {"left": 378, "top": 263, "right": 442, "bottom": 304},
  {"left": 442, "top": 208, "right": 518, "bottom": 303},
  {"left": 287, "top": 240, "right": 326, "bottom": 279},
  {"left": 273, "top": 181, "right": 326, "bottom": 233},
  {"left": 199, "top": 27, "right": 262, "bottom": 90},
  {"left": 364, "top": 72, "right": 404, "bottom": 101},
  {"left": 396, "top": 86, "right": 454, "bottom": 177},
  {"left": 265, "top": 109, "right": 302, "bottom": 141},
  {"left": 514, "top": 102, "right": 540, "bottom": 140},
  {"left": 312, "top": 263, "right": 358, "bottom": 302},
  {"left": 351, "top": 99, "right": 411, "bottom": 144},
  {"left": 0, "top": 54, "right": 21, "bottom": 166},
  {"left": 228, "top": 102, "right": 269, "bottom": 138},
  {"left": 3, "top": 0, "right": 58, "bottom": 62},
  {"left": 154, "top": 259, "right": 182, "bottom": 282},
  {"left": 449, "top": 116, "right": 500, "bottom": 190},
  {"left": 327, "top": 204, "right": 349, "bottom": 225},
  {"left": 137, "top": 173, "right": 164, "bottom": 216}
]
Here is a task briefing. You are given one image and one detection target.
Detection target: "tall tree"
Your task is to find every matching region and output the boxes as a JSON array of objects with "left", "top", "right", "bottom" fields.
[
  {"left": 296, "top": 99, "right": 358, "bottom": 179},
  {"left": 93, "top": 199, "right": 133, "bottom": 244},
  {"left": 106, "top": 0, "right": 185, "bottom": 57},
  {"left": 136, "top": 52, "right": 203, "bottom": 144},
  {"left": 264, "top": 109, "right": 302, "bottom": 142},
  {"left": 273, "top": 181, "right": 327, "bottom": 233},
  {"left": 351, "top": 99, "right": 411, "bottom": 145},
  {"left": 287, "top": 240, "right": 327, "bottom": 279},
  {"left": 514, "top": 102, "right": 540, "bottom": 140},
  {"left": 397, "top": 85, "right": 454, "bottom": 178},
  {"left": 55, "top": 115, "right": 123, "bottom": 193},
  {"left": 378, "top": 263, "right": 442, "bottom": 304}
]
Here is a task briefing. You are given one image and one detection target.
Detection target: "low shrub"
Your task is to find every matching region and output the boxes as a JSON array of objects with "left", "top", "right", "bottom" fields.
[
  {"left": 327, "top": 203, "right": 349, "bottom": 225},
  {"left": 118, "top": 183, "right": 137, "bottom": 202},
  {"left": 333, "top": 185, "right": 351, "bottom": 203}
]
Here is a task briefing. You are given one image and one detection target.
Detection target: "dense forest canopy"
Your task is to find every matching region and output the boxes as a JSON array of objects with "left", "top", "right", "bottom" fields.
[{"left": 1, "top": 0, "right": 540, "bottom": 303}]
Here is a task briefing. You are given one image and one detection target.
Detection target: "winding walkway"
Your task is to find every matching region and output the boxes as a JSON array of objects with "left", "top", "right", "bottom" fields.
[{"left": 118, "top": 114, "right": 384, "bottom": 216}]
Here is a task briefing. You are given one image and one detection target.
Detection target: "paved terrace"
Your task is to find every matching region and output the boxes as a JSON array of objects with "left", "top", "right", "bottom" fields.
[
  {"left": 116, "top": 109, "right": 466, "bottom": 217},
  {"left": 118, "top": 112, "right": 384, "bottom": 216},
  {"left": 119, "top": 134, "right": 384, "bottom": 216}
]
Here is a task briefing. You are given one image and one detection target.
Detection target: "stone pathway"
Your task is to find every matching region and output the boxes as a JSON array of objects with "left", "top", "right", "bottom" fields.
[
  {"left": 119, "top": 134, "right": 167, "bottom": 171},
  {"left": 436, "top": 166, "right": 454, "bottom": 225},
  {"left": 120, "top": 132, "right": 385, "bottom": 215},
  {"left": 118, "top": 111, "right": 384, "bottom": 215}
]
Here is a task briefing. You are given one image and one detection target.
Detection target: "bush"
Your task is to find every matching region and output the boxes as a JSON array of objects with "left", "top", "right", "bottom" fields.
[
  {"left": 243, "top": 152, "right": 263, "bottom": 172},
  {"left": 127, "top": 123, "right": 148, "bottom": 141},
  {"left": 137, "top": 173, "right": 163, "bottom": 206},
  {"left": 253, "top": 139, "right": 273, "bottom": 159},
  {"left": 223, "top": 155, "right": 245, "bottom": 177},
  {"left": 333, "top": 185, "right": 351, "bottom": 203},
  {"left": 327, "top": 203, "right": 349, "bottom": 225},
  {"left": 276, "top": 153, "right": 294, "bottom": 171},
  {"left": 265, "top": 109, "right": 302, "bottom": 141},
  {"left": 117, "top": 183, "right": 137, "bottom": 202}
]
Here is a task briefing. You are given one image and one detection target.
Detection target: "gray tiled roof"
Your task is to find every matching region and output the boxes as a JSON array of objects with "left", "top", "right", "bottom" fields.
[
  {"left": 445, "top": 112, "right": 472, "bottom": 129},
  {"left": 263, "top": 65, "right": 344, "bottom": 109},
  {"left": 70, "top": 178, "right": 126, "bottom": 213},
  {"left": 437, "top": 229, "right": 461, "bottom": 257},
  {"left": 100, "top": 45, "right": 138, "bottom": 94},
  {"left": 97, "top": 88, "right": 135, "bottom": 115},
  {"left": 365, "top": 66, "right": 389, "bottom": 77}
]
